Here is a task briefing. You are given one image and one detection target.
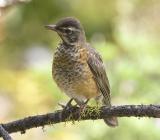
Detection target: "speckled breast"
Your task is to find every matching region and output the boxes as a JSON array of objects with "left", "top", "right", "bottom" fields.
[{"left": 52, "top": 43, "right": 98, "bottom": 100}]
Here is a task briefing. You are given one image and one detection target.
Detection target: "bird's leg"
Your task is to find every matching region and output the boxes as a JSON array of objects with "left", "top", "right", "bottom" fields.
[
  {"left": 58, "top": 98, "right": 74, "bottom": 121},
  {"left": 58, "top": 98, "right": 74, "bottom": 110},
  {"left": 65, "top": 98, "right": 74, "bottom": 109},
  {"left": 74, "top": 99, "right": 89, "bottom": 117},
  {"left": 79, "top": 99, "right": 89, "bottom": 112}
]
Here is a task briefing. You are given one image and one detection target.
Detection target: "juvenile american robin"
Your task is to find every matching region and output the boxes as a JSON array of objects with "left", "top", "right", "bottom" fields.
[{"left": 45, "top": 17, "right": 118, "bottom": 127}]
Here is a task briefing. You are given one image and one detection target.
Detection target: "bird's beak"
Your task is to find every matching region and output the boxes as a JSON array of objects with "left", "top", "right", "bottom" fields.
[{"left": 45, "top": 24, "right": 57, "bottom": 31}]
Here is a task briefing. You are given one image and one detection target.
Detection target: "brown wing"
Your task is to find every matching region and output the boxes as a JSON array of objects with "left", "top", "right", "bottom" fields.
[{"left": 86, "top": 44, "right": 111, "bottom": 106}]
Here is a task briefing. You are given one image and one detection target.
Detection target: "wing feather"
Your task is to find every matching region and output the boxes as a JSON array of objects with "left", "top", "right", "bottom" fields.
[{"left": 86, "top": 44, "right": 111, "bottom": 106}]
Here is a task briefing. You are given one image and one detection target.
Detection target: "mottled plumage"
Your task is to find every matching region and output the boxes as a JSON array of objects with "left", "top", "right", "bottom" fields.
[
  {"left": 45, "top": 17, "right": 118, "bottom": 127},
  {"left": 53, "top": 43, "right": 98, "bottom": 102}
]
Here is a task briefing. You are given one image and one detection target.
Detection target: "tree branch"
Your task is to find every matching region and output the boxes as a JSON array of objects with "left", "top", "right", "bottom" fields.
[
  {"left": 0, "top": 125, "right": 13, "bottom": 140},
  {"left": 1, "top": 104, "right": 160, "bottom": 137}
]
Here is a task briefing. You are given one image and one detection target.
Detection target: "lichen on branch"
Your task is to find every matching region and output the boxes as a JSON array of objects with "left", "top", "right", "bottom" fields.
[{"left": 1, "top": 104, "right": 160, "bottom": 137}]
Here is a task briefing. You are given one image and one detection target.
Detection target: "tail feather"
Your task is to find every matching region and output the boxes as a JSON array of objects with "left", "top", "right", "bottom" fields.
[
  {"left": 103, "top": 117, "right": 118, "bottom": 127},
  {"left": 102, "top": 98, "right": 118, "bottom": 127}
]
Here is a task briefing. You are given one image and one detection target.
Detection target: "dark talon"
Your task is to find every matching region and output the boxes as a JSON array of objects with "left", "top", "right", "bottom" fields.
[
  {"left": 75, "top": 99, "right": 90, "bottom": 119},
  {"left": 58, "top": 98, "right": 74, "bottom": 110},
  {"left": 58, "top": 103, "right": 66, "bottom": 109},
  {"left": 64, "top": 98, "right": 74, "bottom": 110},
  {"left": 59, "top": 98, "right": 74, "bottom": 121}
]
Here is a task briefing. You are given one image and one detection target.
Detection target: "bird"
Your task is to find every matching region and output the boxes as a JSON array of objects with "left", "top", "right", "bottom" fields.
[{"left": 45, "top": 17, "right": 118, "bottom": 127}]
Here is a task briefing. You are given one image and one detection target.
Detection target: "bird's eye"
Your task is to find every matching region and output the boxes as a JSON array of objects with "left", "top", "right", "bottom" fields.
[{"left": 65, "top": 28, "right": 72, "bottom": 34}]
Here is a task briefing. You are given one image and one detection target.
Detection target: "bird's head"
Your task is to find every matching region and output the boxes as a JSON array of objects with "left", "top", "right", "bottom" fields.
[{"left": 45, "top": 17, "right": 86, "bottom": 45}]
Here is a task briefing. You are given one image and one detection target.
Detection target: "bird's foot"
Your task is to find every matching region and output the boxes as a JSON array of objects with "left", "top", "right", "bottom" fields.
[
  {"left": 58, "top": 99, "right": 74, "bottom": 121},
  {"left": 76, "top": 99, "right": 89, "bottom": 119},
  {"left": 79, "top": 104, "right": 87, "bottom": 114},
  {"left": 58, "top": 103, "right": 66, "bottom": 109},
  {"left": 58, "top": 98, "right": 74, "bottom": 111}
]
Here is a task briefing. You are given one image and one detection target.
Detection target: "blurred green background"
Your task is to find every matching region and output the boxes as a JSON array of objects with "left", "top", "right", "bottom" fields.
[{"left": 0, "top": 0, "right": 160, "bottom": 140}]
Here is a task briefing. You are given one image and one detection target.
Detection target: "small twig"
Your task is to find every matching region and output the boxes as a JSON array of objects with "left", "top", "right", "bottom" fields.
[{"left": 0, "top": 125, "right": 13, "bottom": 140}]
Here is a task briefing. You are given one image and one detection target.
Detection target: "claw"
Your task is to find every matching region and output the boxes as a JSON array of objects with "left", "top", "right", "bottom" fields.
[
  {"left": 79, "top": 104, "right": 87, "bottom": 112},
  {"left": 59, "top": 99, "right": 74, "bottom": 121},
  {"left": 76, "top": 99, "right": 90, "bottom": 119},
  {"left": 58, "top": 103, "right": 66, "bottom": 109},
  {"left": 58, "top": 98, "right": 74, "bottom": 110}
]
